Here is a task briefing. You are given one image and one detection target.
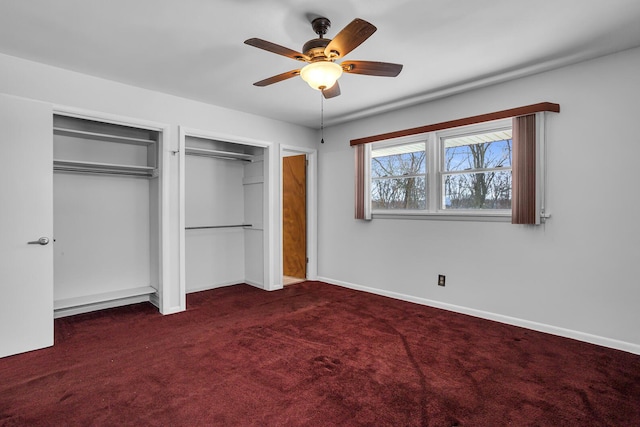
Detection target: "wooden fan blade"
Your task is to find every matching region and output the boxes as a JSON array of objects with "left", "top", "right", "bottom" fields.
[
  {"left": 244, "top": 38, "right": 309, "bottom": 62},
  {"left": 322, "top": 81, "right": 341, "bottom": 99},
  {"left": 341, "top": 60, "right": 403, "bottom": 77},
  {"left": 253, "top": 69, "right": 301, "bottom": 87},
  {"left": 324, "top": 19, "right": 377, "bottom": 59}
]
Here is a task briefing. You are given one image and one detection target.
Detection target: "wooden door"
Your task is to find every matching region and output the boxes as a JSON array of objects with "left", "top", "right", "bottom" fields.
[
  {"left": 283, "top": 155, "right": 306, "bottom": 278},
  {"left": 0, "top": 94, "right": 54, "bottom": 358}
]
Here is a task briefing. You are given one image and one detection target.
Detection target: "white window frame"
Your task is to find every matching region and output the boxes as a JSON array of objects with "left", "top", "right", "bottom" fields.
[{"left": 369, "top": 118, "right": 515, "bottom": 222}]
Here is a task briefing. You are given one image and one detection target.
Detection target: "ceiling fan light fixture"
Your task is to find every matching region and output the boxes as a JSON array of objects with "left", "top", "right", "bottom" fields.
[{"left": 300, "top": 61, "right": 343, "bottom": 91}]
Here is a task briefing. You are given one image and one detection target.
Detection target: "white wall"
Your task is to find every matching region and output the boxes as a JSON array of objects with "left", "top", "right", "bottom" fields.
[
  {"left": 318, "top": 46, "right": 640, "bottom": 353},
  {"left": 0, "top": 52, "right": 318, "bottom": 314},
  {"left": 244, "top": 158, "right": 266, "bottom": 286}
]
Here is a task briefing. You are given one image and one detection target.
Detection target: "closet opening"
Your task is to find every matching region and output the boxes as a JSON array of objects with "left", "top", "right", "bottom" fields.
[
  {"left": 52, "top": 113, "right": 164, "bottom": 318},
  {"left": 181, "top": 132, "right": 270, "bottom": 300}
]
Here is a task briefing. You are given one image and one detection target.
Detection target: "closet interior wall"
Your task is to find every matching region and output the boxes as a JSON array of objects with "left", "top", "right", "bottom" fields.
[
  {"left": 184, "top": 136, "right": 265, "bottom": 292},
  {"left": 52, "top": 115, "right": 161, "bottom": 317}
]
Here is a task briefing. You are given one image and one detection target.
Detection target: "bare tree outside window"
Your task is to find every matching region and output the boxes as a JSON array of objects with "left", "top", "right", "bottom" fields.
[
  {"left": 443, "top": 133, "right": 512, "bottom": 209},
  {"left": 371, "top": 143, "right": 426, "bottom": 209}
]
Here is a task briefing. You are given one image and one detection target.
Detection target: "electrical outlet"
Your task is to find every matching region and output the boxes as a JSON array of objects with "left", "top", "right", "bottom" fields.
[{"left": 438, "top": 275, "right": 446, "bottom": 286}]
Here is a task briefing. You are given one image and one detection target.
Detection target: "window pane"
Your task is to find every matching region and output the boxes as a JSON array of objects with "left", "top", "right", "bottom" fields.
[
  {"left": 372, "top": 177, "right": 426, "bottom": 210},
  {"left": 371, "top": 142, "right": 426, "bottom": 178},
  {"left": 444, "top": 132, "right": 512, "bottom": 172},
  {"left": 443, "top": 171, "right": 512, "bottom": 209}
]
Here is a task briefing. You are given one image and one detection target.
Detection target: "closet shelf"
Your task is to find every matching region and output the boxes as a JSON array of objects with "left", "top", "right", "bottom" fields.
[
  {"left": 185, "top": 147, "right": 253, "bottom": 162},
  {"left": 53, "top": 159, "right": 158, "bottom": 177},
  {"left": 53, "top": 126, "right": 156, "bottom": 146},
  {"left": 54, "top": 286, "right": 157, "bottom": 311}
]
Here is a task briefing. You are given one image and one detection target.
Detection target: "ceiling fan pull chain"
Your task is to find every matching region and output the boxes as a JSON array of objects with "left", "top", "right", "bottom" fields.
[{"left": 320, "top": 93, "right": 325, "bottom": 144}]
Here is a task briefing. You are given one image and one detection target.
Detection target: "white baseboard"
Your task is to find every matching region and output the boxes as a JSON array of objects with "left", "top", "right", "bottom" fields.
[
  {"left": 318, "top": 276, "right": 640, "bottom": 355},
  {"left": 148, "top": 293, "right": 186, "bottom": 316},
  {"left": 159, "top": 305, "right": 185, "bottom": 315},
  {"left": 186, "top": 280, "right": 245, "bottom": 294},
  {"left": 149, "top": 292, "right": 160, "bottom": 309}
]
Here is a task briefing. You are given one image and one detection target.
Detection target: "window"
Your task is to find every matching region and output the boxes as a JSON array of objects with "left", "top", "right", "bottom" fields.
[
  {"left": 371, "top": 142, "right": 426, "bottom": 210},
  {"left": 354, "top": 102, "right": 558, "bottom": 223},
  {"left": 369, "top": 119, "right": 513, "bottom": 217},
  {"left": 441, "top": 127, "right": 512, "bottom": 210}
]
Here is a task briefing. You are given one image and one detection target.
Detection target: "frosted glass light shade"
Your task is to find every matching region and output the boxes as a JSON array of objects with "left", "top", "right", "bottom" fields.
[{"left": 300, "top": 61, "right": 343, "bottom": 90}]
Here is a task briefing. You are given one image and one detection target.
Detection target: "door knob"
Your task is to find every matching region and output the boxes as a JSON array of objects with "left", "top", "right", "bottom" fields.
[{"left": 28, "top": 237, "right": 49, "bottom": 245}]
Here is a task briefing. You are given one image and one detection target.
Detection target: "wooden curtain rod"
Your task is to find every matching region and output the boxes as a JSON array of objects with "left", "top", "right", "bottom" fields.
[{"left": 350, "top": 102, "right": 560, "bottom": 146}]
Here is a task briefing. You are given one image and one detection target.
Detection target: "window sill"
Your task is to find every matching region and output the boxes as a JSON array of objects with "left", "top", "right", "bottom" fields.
[{"left": 372, "top": 210, "right": 512, "bottom": 222}]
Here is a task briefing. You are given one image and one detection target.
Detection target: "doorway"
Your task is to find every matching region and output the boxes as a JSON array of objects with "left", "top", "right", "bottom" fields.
[
  {"left": 280, "top": 146, "right": 317, "bottom": 288},
  {"left": 282, "top": 154, "right": 306, "bottom": 285}
]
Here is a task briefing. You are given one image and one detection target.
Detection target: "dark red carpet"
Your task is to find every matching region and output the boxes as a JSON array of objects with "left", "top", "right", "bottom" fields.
[{"left": 1, "top": 281, "right": 639, "bottom": 426}]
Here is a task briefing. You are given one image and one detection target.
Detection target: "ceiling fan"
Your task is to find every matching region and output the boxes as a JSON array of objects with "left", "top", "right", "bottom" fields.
[{"left": 244, "top": 17, "right": 403, "bottom": 99}]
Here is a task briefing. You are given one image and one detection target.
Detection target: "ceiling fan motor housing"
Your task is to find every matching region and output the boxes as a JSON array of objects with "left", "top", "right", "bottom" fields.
[
  {"left": 303, "top": 38, "right": 331, "bottom": 60},
  {"left": 303, "top": 17, "right": 336, "bottom": 60}
]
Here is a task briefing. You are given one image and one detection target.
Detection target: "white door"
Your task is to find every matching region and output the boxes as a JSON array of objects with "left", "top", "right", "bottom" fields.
[{"left": 0, "top": 94, "right": 53, "bottom": 358}]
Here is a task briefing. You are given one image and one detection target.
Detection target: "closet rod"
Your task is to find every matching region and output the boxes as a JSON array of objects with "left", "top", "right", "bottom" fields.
[
  {"left": 53, "top": 167, "right": 155, "bottom": 178},
  {"left": 185, "top": 224, "right": 252, "bottom": 230},
  {"left": 185, "top": 147, "right": 253, "bottom": 162}
]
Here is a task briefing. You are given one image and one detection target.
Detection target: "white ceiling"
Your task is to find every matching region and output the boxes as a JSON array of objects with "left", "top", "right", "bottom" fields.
[{"left": 1, "top": 0, "right": 639, "bottom": 128}]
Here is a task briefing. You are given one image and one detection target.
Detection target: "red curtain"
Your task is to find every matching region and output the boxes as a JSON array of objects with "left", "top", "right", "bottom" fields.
[
  {"left": 354, "top": 144, "right": 366, "bottom": 220},
  {"left": 512, "top": 114, "right": 538, "bottom": 224}
]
